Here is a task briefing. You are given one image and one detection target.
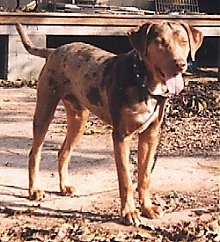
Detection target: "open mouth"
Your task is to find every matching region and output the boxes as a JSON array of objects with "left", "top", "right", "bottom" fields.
[{"left": 156, "top": 67, "right": 184, "bottom": 95}]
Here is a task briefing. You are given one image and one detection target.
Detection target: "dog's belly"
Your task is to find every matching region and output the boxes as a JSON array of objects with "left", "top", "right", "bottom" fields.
[{"left": 63, "top": 80, "right": 112, "bottom": 124}]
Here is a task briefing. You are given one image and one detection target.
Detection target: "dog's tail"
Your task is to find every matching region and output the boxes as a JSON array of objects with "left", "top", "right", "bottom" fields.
[{"left": 16, "top": 22, "right": 54, "bottom": 58}]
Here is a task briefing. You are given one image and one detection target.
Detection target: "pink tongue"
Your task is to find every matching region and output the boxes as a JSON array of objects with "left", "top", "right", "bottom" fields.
[{"left": 166, "top": 73, "right": 184, "bottom": 95}]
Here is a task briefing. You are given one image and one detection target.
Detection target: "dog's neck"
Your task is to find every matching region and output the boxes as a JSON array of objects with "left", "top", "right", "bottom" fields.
[
  {"left": 132, "top": 51, "right": 169, "bottom": 99},
  {"left": 132, "top": 51, "right": 147, "bottom": 89}
]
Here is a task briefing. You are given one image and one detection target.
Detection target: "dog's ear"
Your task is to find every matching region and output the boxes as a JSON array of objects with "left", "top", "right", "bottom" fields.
[
  {"left": 127, "top": 22, "right": 154, "bottom": 57},
  {"left": 181, "top": 22, "right": 203, "bottom": 61}
]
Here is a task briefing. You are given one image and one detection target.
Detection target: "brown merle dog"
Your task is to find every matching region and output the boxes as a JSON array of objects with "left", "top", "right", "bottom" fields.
[{"left": 16, "top": 21, "right": 203, "bottom": 225}]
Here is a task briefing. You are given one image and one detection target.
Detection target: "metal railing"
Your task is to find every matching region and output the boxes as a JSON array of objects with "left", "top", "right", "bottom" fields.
[{"left": 155, "top": 0, "right": 199, "bottom": 14}]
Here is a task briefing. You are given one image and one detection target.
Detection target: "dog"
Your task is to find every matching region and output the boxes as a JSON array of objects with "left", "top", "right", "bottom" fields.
[{"left": 16, "top": 21, "right": 203, "bottom": 225}]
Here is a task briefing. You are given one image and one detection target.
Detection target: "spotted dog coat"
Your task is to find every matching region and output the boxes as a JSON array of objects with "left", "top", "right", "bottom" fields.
[{"left": 16, "top": 21, "right": 203, "bottom": 225}]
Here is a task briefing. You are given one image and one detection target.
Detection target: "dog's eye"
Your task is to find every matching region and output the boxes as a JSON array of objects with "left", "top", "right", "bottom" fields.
[
  {"left": 155, "top": 38, "right": 166, "bottom": 45},
  {"left": 180, "top": 38, "right": 188, "bottom": 46}
]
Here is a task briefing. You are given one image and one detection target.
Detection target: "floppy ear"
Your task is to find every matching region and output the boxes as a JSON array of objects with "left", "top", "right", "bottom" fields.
[
  {"left": 127, "top": 22, "right": 154, "bottom": 57},
  {"left": 181, "top": 22, "right": 203, "bottom": 61}
]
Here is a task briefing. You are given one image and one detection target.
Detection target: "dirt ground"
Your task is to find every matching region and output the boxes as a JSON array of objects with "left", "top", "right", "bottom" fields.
[{"left": 0, "top": 80, "right": 219, "bottom": 241}]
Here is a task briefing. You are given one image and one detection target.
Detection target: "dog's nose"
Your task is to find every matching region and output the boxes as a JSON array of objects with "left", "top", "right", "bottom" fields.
[{"left": 175, "top": 59, "right": 186, "bottom": 70}]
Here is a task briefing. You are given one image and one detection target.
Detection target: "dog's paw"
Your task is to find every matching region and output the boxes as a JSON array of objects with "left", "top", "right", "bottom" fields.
[
  {"left": 121, "top": 210, "right": 141, "bottom": 226},
  {"left": 29, "top": 189, "right": 45, "bottom": 201},
  {"left": 60, "top": 185, "right": 75, "bottom": 196},
  {"left": 141, "top": 205, "right": 163, "bottom": 219}
]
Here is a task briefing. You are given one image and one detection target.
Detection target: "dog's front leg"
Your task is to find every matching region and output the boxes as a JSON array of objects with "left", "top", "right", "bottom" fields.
[
  {"left": 137, "top": 120, "right": 163, "bottom": 219},
  {"left": 113, "top": 131, "right": 140, "bottom": 226}
]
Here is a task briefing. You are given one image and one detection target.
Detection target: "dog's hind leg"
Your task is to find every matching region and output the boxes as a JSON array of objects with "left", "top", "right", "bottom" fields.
[
  {"left": 29, "top": 82, "right": 60, "bottom": 200},
  {"left": 58, "top": 97, "right": 89, "bottom": 196}
]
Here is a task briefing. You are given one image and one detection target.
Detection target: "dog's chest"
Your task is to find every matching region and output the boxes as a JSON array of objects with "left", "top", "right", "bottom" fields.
[{"left": 120, "top": 97, "right": 160, "bottom": 135}]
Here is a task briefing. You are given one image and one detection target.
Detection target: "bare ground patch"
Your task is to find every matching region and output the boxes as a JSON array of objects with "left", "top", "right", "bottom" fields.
[{"left": 0, "top": 74, "right": 219, "bottom": 241}]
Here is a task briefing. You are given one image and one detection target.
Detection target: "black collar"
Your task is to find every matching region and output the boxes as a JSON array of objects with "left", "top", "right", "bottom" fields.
[
  {"left": 132, "top": 51, "right": 169, "bottom": 100},
  {"left": 133, "top": 52, "right": 147, "bottom": 89}
]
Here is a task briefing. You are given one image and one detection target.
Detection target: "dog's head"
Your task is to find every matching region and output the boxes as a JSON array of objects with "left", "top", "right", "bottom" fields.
[{"left": 128, "top": 21, "right": 203, "bottom": 95}]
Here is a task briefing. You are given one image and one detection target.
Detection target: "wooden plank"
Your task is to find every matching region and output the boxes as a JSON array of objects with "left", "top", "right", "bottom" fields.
[
  {"left": 0, "top": 12, "right": 219, "bottom": 36},
  {"left": 0, "top": 12, "right": 219, "bottom": 26},
  {"left": 1, "top": 24, "right": 218, "bottom": 37}
]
